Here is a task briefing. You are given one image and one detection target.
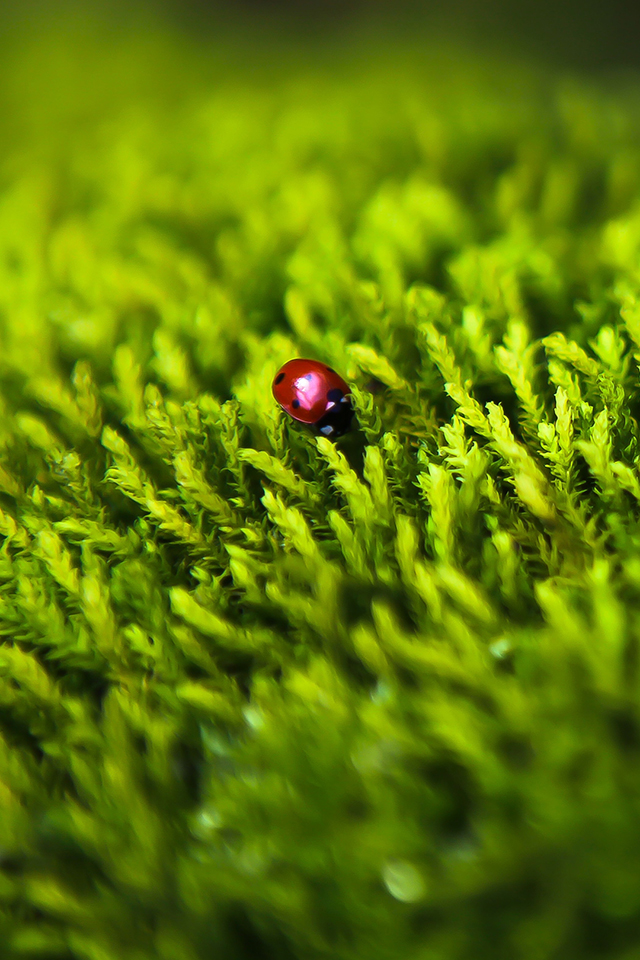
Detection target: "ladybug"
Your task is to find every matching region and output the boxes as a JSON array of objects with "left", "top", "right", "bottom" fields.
[{"left": 272, "top": 358, "right": 354, "bottom": 439}]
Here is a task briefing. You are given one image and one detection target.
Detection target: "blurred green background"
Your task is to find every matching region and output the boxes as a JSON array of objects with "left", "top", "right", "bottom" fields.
[{"left": 0, "top": 0, "right": 635, "bottom": 169}]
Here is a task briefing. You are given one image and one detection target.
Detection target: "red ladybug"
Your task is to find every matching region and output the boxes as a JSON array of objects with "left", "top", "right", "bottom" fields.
[{"left": 272, "top": 358, "right": 354, "bottom": 439}]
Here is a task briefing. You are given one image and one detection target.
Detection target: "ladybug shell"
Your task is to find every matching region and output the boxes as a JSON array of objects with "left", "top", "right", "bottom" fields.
[{"left": 272, "top": 359, "right": 351, "bottom": 426}]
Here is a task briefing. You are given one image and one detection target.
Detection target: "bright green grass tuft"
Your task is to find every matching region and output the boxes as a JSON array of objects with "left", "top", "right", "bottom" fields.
[{"left": 1, "top": 14, "right": 640, "bottom": 959}]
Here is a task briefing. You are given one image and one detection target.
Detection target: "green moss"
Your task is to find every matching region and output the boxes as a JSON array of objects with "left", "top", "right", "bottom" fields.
[{"left": 1, "top": 12, "right": 640, "bottom": 959}]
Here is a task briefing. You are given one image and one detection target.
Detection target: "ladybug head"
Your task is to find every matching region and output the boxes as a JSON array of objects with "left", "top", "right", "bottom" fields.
[{"left": 314, "top": 395, "right": 354, "bottom": 439}]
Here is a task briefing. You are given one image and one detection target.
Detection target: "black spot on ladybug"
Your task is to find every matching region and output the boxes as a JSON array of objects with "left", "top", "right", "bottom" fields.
[
  {"left": 292, "top": 399, "right": 300, "bottom": 409},
  {"left": 326, "top": 366, "right": 336, "bottom": 373},
  {"left": 274, "top": 372, "right": 285, "bottom": 384},
  {"left": 326, "top": 388, "right": 343, "bottom": 403}
]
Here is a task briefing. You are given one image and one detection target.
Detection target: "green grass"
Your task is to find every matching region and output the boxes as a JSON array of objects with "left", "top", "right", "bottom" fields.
[{"left": 2, "top": 13, "right": 640, "bottom": 959}]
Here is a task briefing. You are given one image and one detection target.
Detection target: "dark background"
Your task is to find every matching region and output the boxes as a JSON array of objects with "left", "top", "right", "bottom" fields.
[
  {"left": 154, "top": 0, "right": 639, "bottom": 72},
  {"left": 3, "top": 0, "right": 640, "bottom": 74}
]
